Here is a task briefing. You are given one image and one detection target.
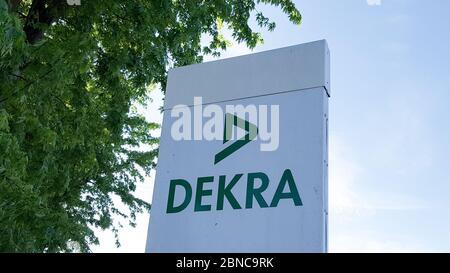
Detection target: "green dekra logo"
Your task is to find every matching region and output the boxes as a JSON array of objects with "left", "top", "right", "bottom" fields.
[
  {"left": 166, "top": 169, "right": 302, "bottom": 213},
  {"left": 214, "top": 113, "right": 258, "bottom": 164},
  {"left": 166, "top": 114, "right": 302, "bottom": 214}
]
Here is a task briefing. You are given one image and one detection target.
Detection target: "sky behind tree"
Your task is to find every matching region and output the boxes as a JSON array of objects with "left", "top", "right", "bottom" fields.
[{"left": 92, "top": 0, "right": 450, "bottom": 252}]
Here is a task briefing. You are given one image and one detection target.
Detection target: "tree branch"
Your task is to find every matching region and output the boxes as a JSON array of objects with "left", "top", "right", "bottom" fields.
[
  {"left": 9, "top": 73, "right": 29, "bottom": 82},
  {"left": 0, "top": 66, "right": 56, "bottom": 104},
  {"left": 23, "top": 0, "right": 66, "bottom": 44},
  {"left": 9, "top": 0, "right": 22, "bottom": 12}
]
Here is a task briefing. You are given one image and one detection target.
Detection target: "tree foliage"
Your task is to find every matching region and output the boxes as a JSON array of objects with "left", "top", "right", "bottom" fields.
[{"left": 0, "top": 0, "right": 301, "bottom": 252}]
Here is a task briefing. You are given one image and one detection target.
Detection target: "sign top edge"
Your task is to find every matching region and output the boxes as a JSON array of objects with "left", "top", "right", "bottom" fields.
[
  {"left": 164, "top": 39, "right": 330, "bottom": 109},
  {"left": 168, "top": 39, "right": 329, "bottom": 74}
]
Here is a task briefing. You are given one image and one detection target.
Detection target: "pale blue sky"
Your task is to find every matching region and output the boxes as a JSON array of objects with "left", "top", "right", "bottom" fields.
[{"left": 92, "top": 0, "right": 450, "bottom": 252}]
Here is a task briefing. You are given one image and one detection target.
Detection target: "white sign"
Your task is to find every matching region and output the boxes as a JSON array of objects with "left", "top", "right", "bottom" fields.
[{"left": 146, "top": 40, "right": 330, "bottom": 253}]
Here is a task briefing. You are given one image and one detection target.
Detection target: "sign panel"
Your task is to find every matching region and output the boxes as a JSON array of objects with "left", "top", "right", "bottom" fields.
[{"left": 146, "top": 40, "right": 330, "bottom": 252}]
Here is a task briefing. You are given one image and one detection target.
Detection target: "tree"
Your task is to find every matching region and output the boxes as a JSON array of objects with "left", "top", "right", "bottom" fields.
[{"left": 0, "top": 0, "right": 301, "bottom": 252}]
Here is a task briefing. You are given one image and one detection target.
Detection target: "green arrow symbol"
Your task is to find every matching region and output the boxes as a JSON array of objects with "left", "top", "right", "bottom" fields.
[{"left": 214, "top": 113, "right": 258, "bottom": 165}]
